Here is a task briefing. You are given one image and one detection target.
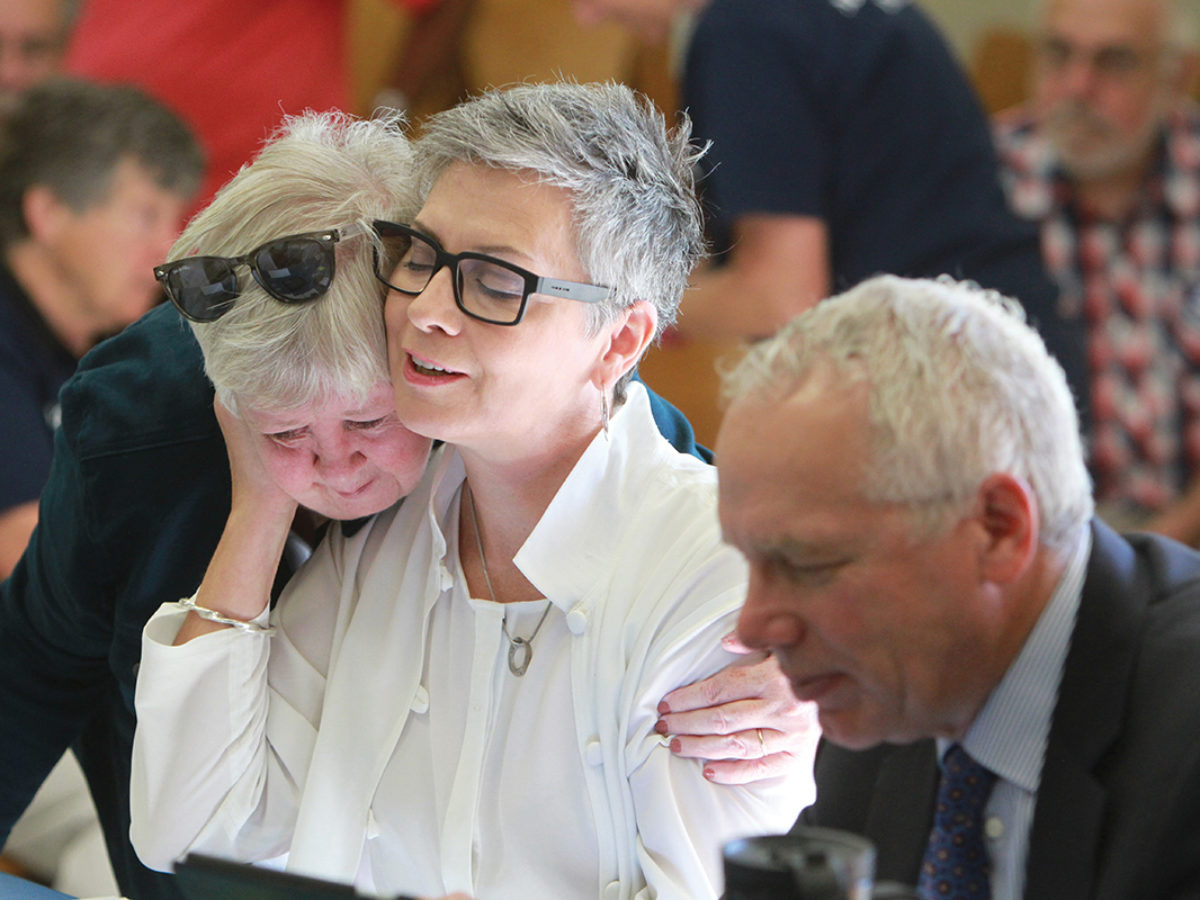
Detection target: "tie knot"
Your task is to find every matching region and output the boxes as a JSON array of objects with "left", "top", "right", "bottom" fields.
[
  {"left": 941, "top": 744, "right": 997, "bottom": 806},
  {"left": 945, "top": 744, "right": 993, "bottom": 787}
]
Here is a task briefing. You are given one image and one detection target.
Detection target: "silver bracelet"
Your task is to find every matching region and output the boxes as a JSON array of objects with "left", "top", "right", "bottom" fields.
[{"left": 178, "top": 594, "right": 274, "bottom": 635}]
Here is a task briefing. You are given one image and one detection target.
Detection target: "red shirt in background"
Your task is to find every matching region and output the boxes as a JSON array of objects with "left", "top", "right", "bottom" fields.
[{"left": 66, "top": 0, "right": 436, "bottom": 212}]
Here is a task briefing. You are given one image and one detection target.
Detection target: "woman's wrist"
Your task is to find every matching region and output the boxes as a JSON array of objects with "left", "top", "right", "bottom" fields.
[{"left": 178, "top": 594, "right": 274, "bottom": 635}]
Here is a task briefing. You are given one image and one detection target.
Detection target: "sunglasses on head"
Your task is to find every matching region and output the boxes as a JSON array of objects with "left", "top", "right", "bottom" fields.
[{"left": 154, "top": 222, "right": 372, "bottom": 323}]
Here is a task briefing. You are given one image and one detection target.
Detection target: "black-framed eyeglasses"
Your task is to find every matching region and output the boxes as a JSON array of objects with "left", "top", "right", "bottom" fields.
[
  {"left": 154, "top": 222, "right": 371, "bottom": 323},
  {"left": 371, "top": 219, "right": 611, "bottom": 326}
]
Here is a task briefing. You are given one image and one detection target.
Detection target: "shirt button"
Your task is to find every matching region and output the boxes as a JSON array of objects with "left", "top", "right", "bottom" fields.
[
  {"left": 439, "top": 563, "right": 453, "bottom": 591},
  {"left": 566, "top": 605, "right": 588, "bottom": 634},
  {"left": 585, "top": 739, "right": 604, "bottom": 767},
  {"left": 603, "top": 880, "right": 621, "bottom": 900},
  {"left": 985, "top": 815, "right": 1005, "bottom": 840},
  {"left": 410, "top": 684, "right": 429, "bottom": 715}
]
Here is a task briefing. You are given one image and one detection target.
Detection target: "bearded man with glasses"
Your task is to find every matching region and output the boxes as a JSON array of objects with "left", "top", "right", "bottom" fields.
[{"left": 994, "top": 0, "right": 1200, "bottom": 545}]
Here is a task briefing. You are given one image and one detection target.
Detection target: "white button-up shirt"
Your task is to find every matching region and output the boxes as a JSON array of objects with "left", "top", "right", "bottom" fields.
[{"left": 131, "top": 384, "right": 809, "bottom": 900}]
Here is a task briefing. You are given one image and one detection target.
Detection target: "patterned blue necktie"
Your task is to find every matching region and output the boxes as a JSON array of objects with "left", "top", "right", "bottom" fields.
[{"left": 918, "top": 743, "right": 998, "bottom": 899}]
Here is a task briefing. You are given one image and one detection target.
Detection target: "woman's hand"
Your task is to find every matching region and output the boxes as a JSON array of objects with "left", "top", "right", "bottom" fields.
[
  {"left": 656, "top": 633, "right": 820, "bottom": 785},
  {"left": 215, "top": 399, "right": 297, "bottom": 522},
  {"left": 172, "top": 400, "right": 300, "bottom": 644}
]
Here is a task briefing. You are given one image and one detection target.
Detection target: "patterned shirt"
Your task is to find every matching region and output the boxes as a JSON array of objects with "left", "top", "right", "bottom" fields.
[{"left": 995, "top": 104, "right": 1200, "bottom": 516}]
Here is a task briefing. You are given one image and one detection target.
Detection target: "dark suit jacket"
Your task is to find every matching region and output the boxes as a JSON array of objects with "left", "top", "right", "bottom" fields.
[{"left": 802, "top": 520, "right": 1200, "bottom": 899}]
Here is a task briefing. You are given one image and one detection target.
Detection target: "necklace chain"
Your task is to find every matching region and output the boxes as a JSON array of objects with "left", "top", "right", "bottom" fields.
[{"left": 466, "top": 484, "right": 552, "bottom": 676}]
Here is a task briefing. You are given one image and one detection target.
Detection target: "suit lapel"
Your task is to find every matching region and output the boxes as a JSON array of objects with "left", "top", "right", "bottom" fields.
[
  {"left": 804, "top": 739, "right": 938, "bottom": 887},
  {"left": 864, "top": 741, "right": 939, "bottom": 884},
  {"left": 1023, "top": 522, "right": 1146, "bottom": 899}
]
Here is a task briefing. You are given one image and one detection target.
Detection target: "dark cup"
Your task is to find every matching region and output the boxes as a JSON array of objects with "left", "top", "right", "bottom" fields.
[{"left": 723, "top": 828, "right": 878, "bottom": 900}]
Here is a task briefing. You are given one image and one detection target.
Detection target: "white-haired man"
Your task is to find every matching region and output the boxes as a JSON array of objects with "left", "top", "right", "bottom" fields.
[
  {"left": 995, "top": 0, "right": 1200, "bottom": 544},
  {"left": 719, "top": 275, "right": 1200, "bottom": 898}
]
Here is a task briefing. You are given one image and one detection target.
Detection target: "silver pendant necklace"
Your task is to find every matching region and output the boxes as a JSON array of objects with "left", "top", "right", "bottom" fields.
[{"left": 466, "top": 485, "right": 552, "bottom": 677}]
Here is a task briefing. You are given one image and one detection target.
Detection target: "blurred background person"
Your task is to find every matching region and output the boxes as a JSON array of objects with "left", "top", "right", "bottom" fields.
[
  {"left": 0, "top": 76, "right": 199, "bottom": 895},
  {"left": 567, "top": 0, "right": 1086, "bottom": 455},
  {"left": 65, "top": 0, "right": 474, "bottom": 211},
  {"left": 0, "top": 0, "right": 76, "bottom": 115},
  {"left": 0, "top": 77, "right": 201, "bottom": 578},
  {"left": 994, "top": 0, "right": 1200, "bottom": 544},
  {"left": 605, "top": 0, "right": 1064, "bottom": 353}
]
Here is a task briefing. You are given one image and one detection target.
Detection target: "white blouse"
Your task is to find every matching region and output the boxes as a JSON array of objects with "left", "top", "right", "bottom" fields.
[{"left": 131, "top": 383, "right": 810, "bottom": 900}]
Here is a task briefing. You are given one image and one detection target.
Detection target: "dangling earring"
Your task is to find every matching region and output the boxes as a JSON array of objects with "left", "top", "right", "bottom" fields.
[{"left": 600, "top": 389, "right": 611, "bottom": 438}]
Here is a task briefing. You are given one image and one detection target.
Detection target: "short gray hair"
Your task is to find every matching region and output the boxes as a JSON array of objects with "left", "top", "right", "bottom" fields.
[
  {"left": 412, "top": 81, "right": 706, "bottom": 355},
  {"left": 172, "top": 110, "right": 418, "bottom": 415},
  {"left": 722, "top": 275, "right": 1094, "bottom": 552},
  {"left": 0, "top": 77, "right": 202, "bottom": 247}
]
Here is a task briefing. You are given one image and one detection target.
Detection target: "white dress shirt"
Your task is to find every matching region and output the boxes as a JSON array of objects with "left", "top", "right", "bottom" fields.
[{"left": 131, "top": 383, "right": 809, "bottom": 900}]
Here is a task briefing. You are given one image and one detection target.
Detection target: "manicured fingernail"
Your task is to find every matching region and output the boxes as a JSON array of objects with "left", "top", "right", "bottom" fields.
[
  {"left": 669, "top": 738, "right": 681, "bottom": 753},
  {"left": 654, "top": 719, "right": 668, "bottom": 735},
  {"left": 657, "top": 700, "right": 670, "bottom": 715},
  {"left": 703, "top": 766, "right": 716, "bottom": 781}
]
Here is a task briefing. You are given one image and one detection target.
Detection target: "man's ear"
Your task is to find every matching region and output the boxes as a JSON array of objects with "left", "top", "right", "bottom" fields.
[
  {"left": 975, "top": 472, "right": 1039, "bottom": 585},
  {"left": 22, "top": 185, "right": 69, "bottom": 243},
  {"left": 593, "top": 300, "right": 657, "bottom": 390}
]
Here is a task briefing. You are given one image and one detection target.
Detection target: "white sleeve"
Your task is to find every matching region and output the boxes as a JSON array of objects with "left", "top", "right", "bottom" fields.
[
  {"left": 623, "top": 559, "right": 812, "bottom": 900},
  {"left": 129, "top": 536, "right": 348, "bottom": 873}
]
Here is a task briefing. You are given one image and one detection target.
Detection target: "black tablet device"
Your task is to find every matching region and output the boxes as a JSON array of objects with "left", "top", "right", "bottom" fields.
[{"left": 173, "top": 853, "right": 418, "bottom": 900}]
